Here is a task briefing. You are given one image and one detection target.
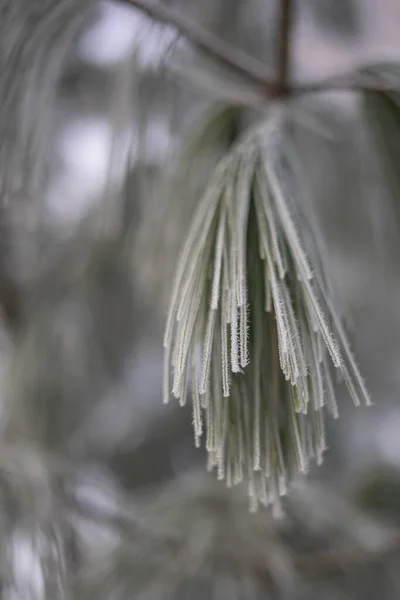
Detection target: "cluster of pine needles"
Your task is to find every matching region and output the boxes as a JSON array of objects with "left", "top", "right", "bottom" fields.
[{"left": 163, "top": 113, "right": 370, "bottom": 511}]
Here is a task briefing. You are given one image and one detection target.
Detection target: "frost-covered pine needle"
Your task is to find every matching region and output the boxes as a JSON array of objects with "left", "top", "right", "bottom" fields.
[{"left": 163, "top": 114, "right": 370, "bottom": 510}]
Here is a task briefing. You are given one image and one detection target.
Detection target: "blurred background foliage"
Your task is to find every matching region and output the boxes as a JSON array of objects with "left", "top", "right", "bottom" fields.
[{"left": 1, "top": 0, "right": 400, "bottom": 598}]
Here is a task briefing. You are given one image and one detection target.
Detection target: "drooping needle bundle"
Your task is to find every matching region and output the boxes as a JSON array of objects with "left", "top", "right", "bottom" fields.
[{"left": 164, "top": 115, "right": 370, "bottom": 511}]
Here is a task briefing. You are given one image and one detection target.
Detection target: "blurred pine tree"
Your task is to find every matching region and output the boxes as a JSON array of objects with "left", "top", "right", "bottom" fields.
[{"left": 1, "top": 0, "right": 400, "bottom": 598}]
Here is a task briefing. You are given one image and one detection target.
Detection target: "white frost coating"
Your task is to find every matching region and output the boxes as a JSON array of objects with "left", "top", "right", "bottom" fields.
[{"left": 162, "top": 112, "right": 369, "bottom": 508}]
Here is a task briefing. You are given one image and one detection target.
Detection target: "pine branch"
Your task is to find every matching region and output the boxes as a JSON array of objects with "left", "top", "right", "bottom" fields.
[
  {"left": 275, "top": 0, "right": 293, "bottom": 97},
  {"left": 115, "top": 0, "right": 400, "bottom": 98},
  {"left": 116, "top": 0, "right": 272, "bottom": 90}
]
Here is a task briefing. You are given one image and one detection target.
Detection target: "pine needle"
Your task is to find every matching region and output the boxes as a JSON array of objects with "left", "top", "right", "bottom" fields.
[{"left": 163, "top": 112, "right": 370, "bottom": 509}]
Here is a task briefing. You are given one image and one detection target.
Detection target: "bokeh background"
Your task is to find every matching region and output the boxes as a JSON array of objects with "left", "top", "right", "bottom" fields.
[{"left": 2, "top": 0, "right": 400, "bottom": 598}]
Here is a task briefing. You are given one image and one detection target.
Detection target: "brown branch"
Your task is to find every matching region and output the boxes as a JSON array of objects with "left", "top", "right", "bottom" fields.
[
  {"left": 115, "top": 0, "right": 400, "bottom": 100},
  {"left": 275, "top": 0, "right": 293, "bottom": 97}
]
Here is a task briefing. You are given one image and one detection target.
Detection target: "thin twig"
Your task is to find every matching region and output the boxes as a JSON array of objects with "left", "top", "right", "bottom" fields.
[
  {"left": 117, "top": 0, "right": 272, "bottom": 91},
  {"left": 115, "top": 0, "right": 400, "bottom": 99},
  {"left": 275, "top": 0, "right": 293, "bottom": 97}
]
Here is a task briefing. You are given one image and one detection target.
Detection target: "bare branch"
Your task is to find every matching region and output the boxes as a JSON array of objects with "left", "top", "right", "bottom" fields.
[
  {"left": 115, "top": 0, "right": 400, "bottom": 100},
  {"left": 117, "top": 0, "right": 272, "bottom": 91},
  {"left": 275, "top": 0, "right": 293, "bottom": 97}
]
